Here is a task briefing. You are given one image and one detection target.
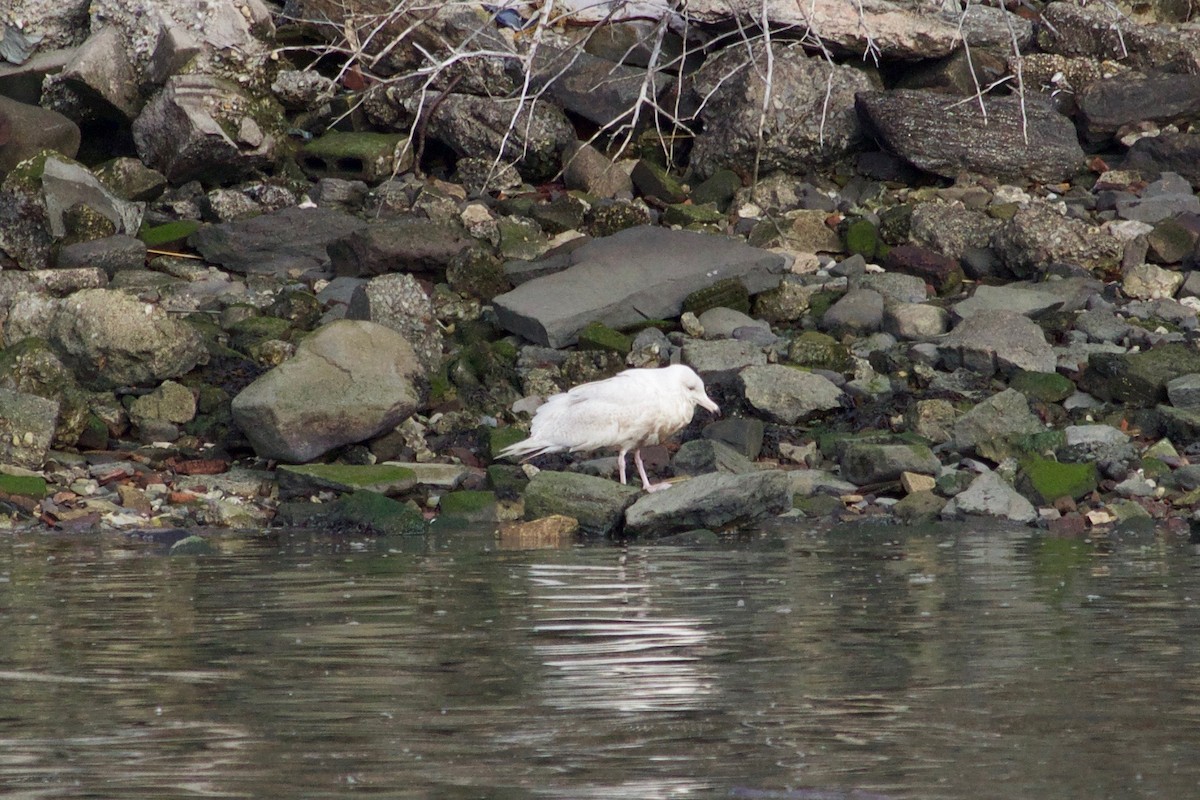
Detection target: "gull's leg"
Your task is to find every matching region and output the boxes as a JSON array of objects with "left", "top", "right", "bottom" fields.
[
  {"left": 617, "top": 449, "right": 628, "bottom": 484},
  {"left": 635, "top": 449, "right": 673, "bottom": 492}
]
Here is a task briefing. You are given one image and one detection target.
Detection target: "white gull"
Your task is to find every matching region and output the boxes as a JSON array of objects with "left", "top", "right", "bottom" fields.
[{"left": 498, "top": 364, "right": 720, "bottom": 492}]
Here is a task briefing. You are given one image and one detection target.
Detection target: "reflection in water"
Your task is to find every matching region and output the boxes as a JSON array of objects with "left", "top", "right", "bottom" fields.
[
  {"left": 1, "top": 522, "right": 1200, "bottom": 798},
  {"left": 528, "top": 561, "right": 717, "bottom": 713}
]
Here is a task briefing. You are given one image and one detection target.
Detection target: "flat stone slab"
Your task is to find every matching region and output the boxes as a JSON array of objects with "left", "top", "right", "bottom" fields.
[{"left": 493, "top": 226, "right": 789, "bottom": 348}]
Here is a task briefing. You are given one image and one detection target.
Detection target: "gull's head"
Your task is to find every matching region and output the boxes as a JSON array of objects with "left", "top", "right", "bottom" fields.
[{"left": 672, "top": 365, "right": 720, "bottom": 416}]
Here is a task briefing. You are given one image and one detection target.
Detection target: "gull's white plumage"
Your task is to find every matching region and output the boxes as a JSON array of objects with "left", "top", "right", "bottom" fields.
[{"left": 498, "top": 364, "right": 720, "bottom": 491}]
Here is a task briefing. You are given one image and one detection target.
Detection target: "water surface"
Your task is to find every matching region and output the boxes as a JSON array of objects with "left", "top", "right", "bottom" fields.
[{"left": 1, "top": 520, "right": 1198, "bottom": 799}]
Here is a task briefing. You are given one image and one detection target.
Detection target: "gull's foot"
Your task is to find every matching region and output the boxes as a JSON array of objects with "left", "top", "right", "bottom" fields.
[{"left": 644, "top": 481, "right": 674, "bottom": 493}]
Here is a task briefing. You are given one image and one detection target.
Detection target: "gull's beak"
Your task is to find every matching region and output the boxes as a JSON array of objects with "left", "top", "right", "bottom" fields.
[{"left": 700, "top": 396, "right": 720, "bottom": 416}]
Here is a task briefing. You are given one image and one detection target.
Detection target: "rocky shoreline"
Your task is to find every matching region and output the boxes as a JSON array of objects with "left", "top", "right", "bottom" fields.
[{"left": 3, "top": 0, "right": 1200, "bottom": 543}]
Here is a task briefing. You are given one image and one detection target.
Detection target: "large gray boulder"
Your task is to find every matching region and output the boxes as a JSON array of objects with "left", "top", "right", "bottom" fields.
[
  {"left": 944, "top": 470, "right": 1037, "bottom": 523},
  {"left": 624, "top": 470, "right": 793, "bottom": 538},
  {"left": 689, "top": 43, "right": 875, "bottom": 178},
  {"left": 840, "top": 442, "right": 941, "bottom": 485},
  {"left": 0, "top": 387, "right": 58, "bottom": 468},
  {"left": 231, "top": 320, "right": 423, "bottom": 463},
  {"left": 739, "top": 364, "right": 844, "bottom": 424},
  {"left": 49, "top": 288, "right": 206, "bottom": 389},
  {"left": 493, "top": 227, "right": 789, "bottom": 348},
  {"left": 953, "top": 388, "right": 1044, "bottom": 452},
  {"left": 940, "top": 310, "right": 1056, "bottom": 376}
]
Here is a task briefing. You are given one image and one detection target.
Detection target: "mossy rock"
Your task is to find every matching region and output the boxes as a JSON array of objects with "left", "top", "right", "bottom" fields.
[
  {"left": 0, "top": 473, "right": 47, "bottom": 498},
  {"left": 877, "top": 203, "right": 913, "bottom": 244},
  {"left": 842, "top": 218, "right": 881, "bottom": 259},
  {"left": 438, "top": 490, "right": 498, "bottom": 522},
  {"left": 446, "top": 247, "right": 511, "bottom": 302},
  {"left": 794, "top": 493, "right": 843, "bottom": 517},
  {"left": 490, "top": 426, "right": 528, "bottom": 460},
  {"left": 1010, "top": 370, "right": 1075, "bottom": 403},
  {"left": 663, "top": 202, "right": 724, "bottom": 227},
  {"left": 227, "top": 315, "right": 292, "bottom": 354},
  {"left": 277, "top": 463, "right": 418, "bottom": 498},
  {"left": 496, "top": 217, "right": 548, "bottom": 260},
  {"left": 690, "top": 169, "right": 741, "bottom": 210},
  {"left": 631, "top": 159, "right": 688, "bottom": 204},
  {"left": 806, "top": 290, "right": 840, "bottom": 320},
  {"left": 787, "top": 330, "right": 853, "bottom": 372},
  {"left": 1082, "top": 343, "right": 1200, "bottom": 406},
  {"left": 327, "top": 490, "right": 427, "bottom": 536},
  {"left": 530, "top": 193, "right": 588, "bottom": 234},
  {"left": 269, "top": 289, "right": 322, "bottom": 331},
  {"left": 77, "top": 413, "right": 109, "bottom": 450},
  {"left": 682, "top": 277, "right": 750, "bottom": 316},
  {"left": 299, "top": 131, "right": 410, "bottom": 182},
  {"left": 487, "top": 464, "right": 529, "bottom": 497},
  {"left": 976, "top": 429, "right": 1067, "bottom": 462},
  {"left": 1019, "top": 456, "right": 1098, "bottom": 504},
  {"left": 139, "top": 220, "right": 201, "bottom": 247},
  {"left": 577, "top": 322, "right": 632, "bottom": 355}
]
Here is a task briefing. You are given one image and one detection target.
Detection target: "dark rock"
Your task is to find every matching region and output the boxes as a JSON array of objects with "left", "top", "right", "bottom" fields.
[
  {"left": 689, "top": 43, "right": 874, "bottom": 178},
  {"left": 426, "top": 93, "right": 573, "bottom": 183},
  {"left": 1080, "top": 343, "right": 1200, "bottom": 406},
  {"left": 1078, "top": 73, "right": 1200, "bottom": 145},
  {"left": 822, "top": 288, "right": 884, "bottom": 336},
  {"left": 132, "top": 75, "right": 279, "bottom": 185},
  {"left": 1147, "top": 215, "right": 1200, "bottom": 263},
  {"left": 54, "top": 234, "right": 145, "bottom": 275},
  {"left": 856, "top": 90, "right": 1084, "bottom": 183},
  {"left": 190, "top": 206, "right": 368, "bottom": 276},
  {"left": 672, "top": 438, "right": 757, "bottom": 475},
  {"left": 1126, "top": 132, "right": 1200, "bottom": 189},
  {"left": 883, "top": 244, "right": 964, "bottom": 296},
  {"left": 624, "top": 470, "right": 792, "bottom": 537},
  {"left": 691, "top": 169, "right": 742, "bottom": 210},
  {"left": 328, "top": 218, "right": 472, "bottom": 277},
  {"left": 701, "top": 416, "right": 765, "bottom": 459},
  {"left": 494, "top": 226, "right": 788, "bottom": 348},
  {"left": 1037, "top": 1, "right": 1200, "bottom": 75},
  {"left": 530, "top": 47, "right": 673, "bottom": 130}
]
